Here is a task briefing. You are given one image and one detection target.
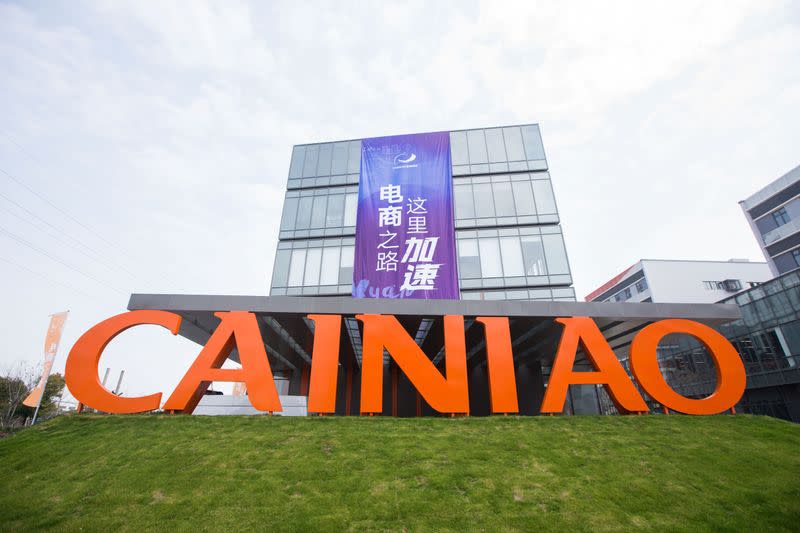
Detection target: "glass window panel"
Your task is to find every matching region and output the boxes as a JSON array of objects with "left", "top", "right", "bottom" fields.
[
  {"left": 521, "top": 125, "right": 545, "bottom": 160},
  {"left": 492, "top": 182, "right": 515, "bottom": 216},
  {"left": 512, "top": 181, "right": 536, "bottom": 215},
  {"left": 289, "top": 146, "right": 305, "bottom": 179},
  {"left": 280, "top": 197, "right": 299, "bottom": 230},
  {"left": 502, "top": 127, "right": 526, "bottom": 161},
  {"left": 302, "top": 144, "right": 319, "bottom": 177},
  {"left": 500, "top": 236, "right": 524, "bottom": 276},
  {"left": 450, "top": 131, "right": 469, "bottom": 166},
  {"left": 295, "top": 197, "right": 313, "bottom": 230},
  {"left": 331, "top": 142, "right": 349, "bottom": 175},
  {"left": 310, "top": 196, "right": 327, "bottom": 228},
  {"left": 466, "top": 130, "right": 488, "bottom": 164},
  {"left": 288, "top": 249, "right": 307, "bottom": 287},
  {"left": 473, "top": 183, "right": 495, "bottom": 218},
  {"left": 532, "top": 180, "right": 557, "bottom": 214},
  {"left": 457, "top": 239, "right": 481, "bottom": 278},
  {"left": 542, "top": 234, "right": 569, "bottom": 275},
  {"left": 271, "top": 249, "right": 291, "bottom": 287},
  {"left": 478, "top": 238, "right": 502, "bottom": 277},
  {"left": 316, "top": 143, "right": 333, "bottom": 176},
  {"left": 344, "top": 193, "right": 358, "bottom": 226},
  {"left": 454, "top": 184, "right": 475, "bottom": 220},
  {"left": 320, "top": 247, "right": 341, "bottom": 285},
  {"left": 304, "top": 248, "right": 322, "bottom": 286},
  {"left": 485, "top": 128, "right": 507, "bottom": 163},
  {"left": 521, "top": 235, "right": 547, "bottom": 275},
  {"left": 326, "top": 194, "right": 345, "bottom": 227},
  {"left": 347, "top": 141, "right": 361, "bottom": 173},
  {"left": 339, "top": 245, "right": 355, "bottom": 284}
]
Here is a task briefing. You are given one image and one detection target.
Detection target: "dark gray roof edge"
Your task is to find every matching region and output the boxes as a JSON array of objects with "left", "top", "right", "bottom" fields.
[{"left": 127, "top": 294, "right": 741, "bottom": 322}]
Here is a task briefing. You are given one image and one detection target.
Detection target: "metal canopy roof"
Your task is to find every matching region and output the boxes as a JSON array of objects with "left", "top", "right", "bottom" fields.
[{"left": 127, "top": 294, "right": 741, "bottom": 374}]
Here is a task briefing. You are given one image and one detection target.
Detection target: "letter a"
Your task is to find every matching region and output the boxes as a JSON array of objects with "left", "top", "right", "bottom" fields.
[
  {"left": 163, "top": 311, "right": 281, "bottom": 414},
  {"left": 541, "top": 317, "right": 648, "bottom": 414}
]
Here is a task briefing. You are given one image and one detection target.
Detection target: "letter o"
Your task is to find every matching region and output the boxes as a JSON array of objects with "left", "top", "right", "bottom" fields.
[{"left": 629, "top": 319, "right": 745, "bottom": 415}]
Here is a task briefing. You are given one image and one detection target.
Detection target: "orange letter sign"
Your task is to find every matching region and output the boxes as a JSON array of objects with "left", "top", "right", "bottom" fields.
[
  {"left": 65, "top": 310, "right": 180, "bottom": 413},
  {"left": 163, "top": 311, "right": 281, "bottom": 414},
  {"left": 307, "top": 314, "right": 342, "bottom": 414},
  {"left": 357, "top": 314, "right": 469, "bottom": 415},
  {"left": 541, "top": 317, "right": 648, "bottom": 414},
  {"left": 476, "top": 317, "right": 519, "bottom": 414},
  {"left": 630, "top": 319, "right": 745, "bottom": 415}
]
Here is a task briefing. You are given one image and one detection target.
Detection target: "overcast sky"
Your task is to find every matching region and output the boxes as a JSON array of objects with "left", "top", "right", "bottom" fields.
[{"left": 1, "top": 1, "right": 798, "bottom": 402}]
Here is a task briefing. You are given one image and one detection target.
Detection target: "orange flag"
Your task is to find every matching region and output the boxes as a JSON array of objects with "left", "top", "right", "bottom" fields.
[{"left": 23, "top": 311, "right": 69, "bottom": 408}]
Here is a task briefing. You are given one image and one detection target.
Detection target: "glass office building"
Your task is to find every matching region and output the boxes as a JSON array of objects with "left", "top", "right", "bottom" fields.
[
  {"left": 269, "top": 124, "right": 576, "bottom": 302},
  {"left": 741, "top": 164, "right": 800, "bottom": 276}
]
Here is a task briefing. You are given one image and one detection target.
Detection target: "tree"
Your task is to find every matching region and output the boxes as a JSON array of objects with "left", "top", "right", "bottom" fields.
[{"left": 0, "top": 363, "right": 36, "bottom": 430}]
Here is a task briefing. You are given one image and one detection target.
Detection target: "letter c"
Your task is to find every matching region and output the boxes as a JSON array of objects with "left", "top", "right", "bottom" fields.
[
  {"left": 629, "top": 319, "right": 746, "bottom": 415},
  {"left": 65, "top": 310, "right": 182, "bottom": 414}
]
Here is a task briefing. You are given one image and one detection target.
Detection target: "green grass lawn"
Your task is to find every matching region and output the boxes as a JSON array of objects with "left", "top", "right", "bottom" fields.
[{"left": 0, "top": 415, "right": 798, "bottom": 532}]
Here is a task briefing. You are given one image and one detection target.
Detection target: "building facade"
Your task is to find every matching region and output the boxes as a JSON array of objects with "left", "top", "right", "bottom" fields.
[
  {"left": 741, "top": 164, "right": 800, "bottom": 276},
  {"left": 585, "top": 259, "right": 772, "bottom": 304},
  {"left": 269, "top": 124, "right": 576, "bottom": 302}
]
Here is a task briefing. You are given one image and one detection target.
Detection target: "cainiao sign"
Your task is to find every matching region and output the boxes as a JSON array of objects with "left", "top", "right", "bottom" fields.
[
  {"left": 65, "top": 311, "right": 746, "bottom": 417},
  {"left": 352, "top": 131, "right": 459, "bottom": 299}
]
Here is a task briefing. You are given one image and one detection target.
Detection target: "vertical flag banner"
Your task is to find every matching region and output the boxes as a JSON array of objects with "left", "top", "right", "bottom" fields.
[
  {"left": 353, "top": 131, "right": 459, "bottom": 299},
  {"left": 23, "top": 311, "right": 69, "bottom": 408}
]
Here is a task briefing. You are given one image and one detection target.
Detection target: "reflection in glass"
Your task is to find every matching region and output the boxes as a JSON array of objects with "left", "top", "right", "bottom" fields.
[
  {"left": 295, "top": 197, "right": 313, "bottom": 230},
  {"left": 280, "top": 198, "right": 299, "bottom": 230},
  {"left": 512, "top": 182, "right": 536, "bottom": 216},
  {"left": 331, "top": 142, "right": 349, "bottom": 175},
  {"left": 288, "top": 249, "right": 307, "bottom": 286},
  {"left": 502, "top": 127, "right": 525, "bottom": 161},
  {"left": 485, "top": 128, "right": 506, "bottom": 163},
  {"left": 347, "top": 141, "right": 361, "bottom": 174},
  {"left": 542, "top": 234, "right": 569, "bottom": 274},
  {"left": 272, "top": 249, "right": 291, "bottom": 287},
  {"left": 310, "top": 196, "right": 326, "bottom": 228},
  {"left": 521, "top": 125, "right": 545, "bottom": 160},
  {"left": 467, "top": 130, "right": 488, "bottom": 164},
  {"left": 532, "top": 180, "right": 557, "bottom": 214},
  {"left": 302, "top": 145, "right": 319, "bottom": 177},
  {"left": 454, "top": 184, "right": 475, "bottom": 219},
  {"left": 457, "top": 239, "right": 481, "bottom": 278},
  {"left": 521, "top": 235, "right": 547, "bottom": 275},
  {"left": 473, "top": 183, "right": 494, "bottom": 218},
  {"left": 450, "top": 131, "right": 469, "bottom": 166},
  {"left": 289, "top": 146, "right": 305, "bottom": 179},
  {"left": 340, "top": 245, "right": 355, "bottom": 284},
  {"left": 326, "top": 194, "right": 345, "bottom": 227},
  {"left": 316, "top": 144, "right": 333, "bottom": 176},
  {"left": 344, "top": 193, "right": 358, "bottom": 226},
  {"left": 478, "top": 238, "right": 502, "bottom": 277},
  {"left": 320, "top": 247, "right": 341, "bottom": 285},
  {"left": 500, "top": 237, "right": 524, "bottom": 276},
  {"left": 492, "top": 182, "right": 515, "bottom": 216},
  {"left": 304, "top": 248, "right": 322, "bottom": 286}
]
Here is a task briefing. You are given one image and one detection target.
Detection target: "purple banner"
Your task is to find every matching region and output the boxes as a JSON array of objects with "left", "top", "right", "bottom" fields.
[{"left": 353, "top": 131, "right": 459, "bottom": 299}]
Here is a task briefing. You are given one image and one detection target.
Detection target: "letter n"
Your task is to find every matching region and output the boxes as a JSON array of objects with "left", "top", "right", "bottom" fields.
[
  {"left": 357, "top": 314, "right": 469, "bottom": 415},
  {"left": 540, "top": 317, "right": 648, "bottom": 414},
  {"left": 163, "top": 311, "right": 281, "bottom": 414}
]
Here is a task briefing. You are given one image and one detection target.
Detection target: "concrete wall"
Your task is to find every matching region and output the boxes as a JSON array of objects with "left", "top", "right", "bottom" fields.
[
  {"left": 644, "top": 260, "right": 772, "bottom": 304},
  {"left": 193, "top": 395, "right": 307, "bottom": 416}
]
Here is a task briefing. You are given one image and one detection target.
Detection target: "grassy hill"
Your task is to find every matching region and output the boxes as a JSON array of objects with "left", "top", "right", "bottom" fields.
[{"left": 0, "top": 415, "right": 798, "bottom": 532}]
